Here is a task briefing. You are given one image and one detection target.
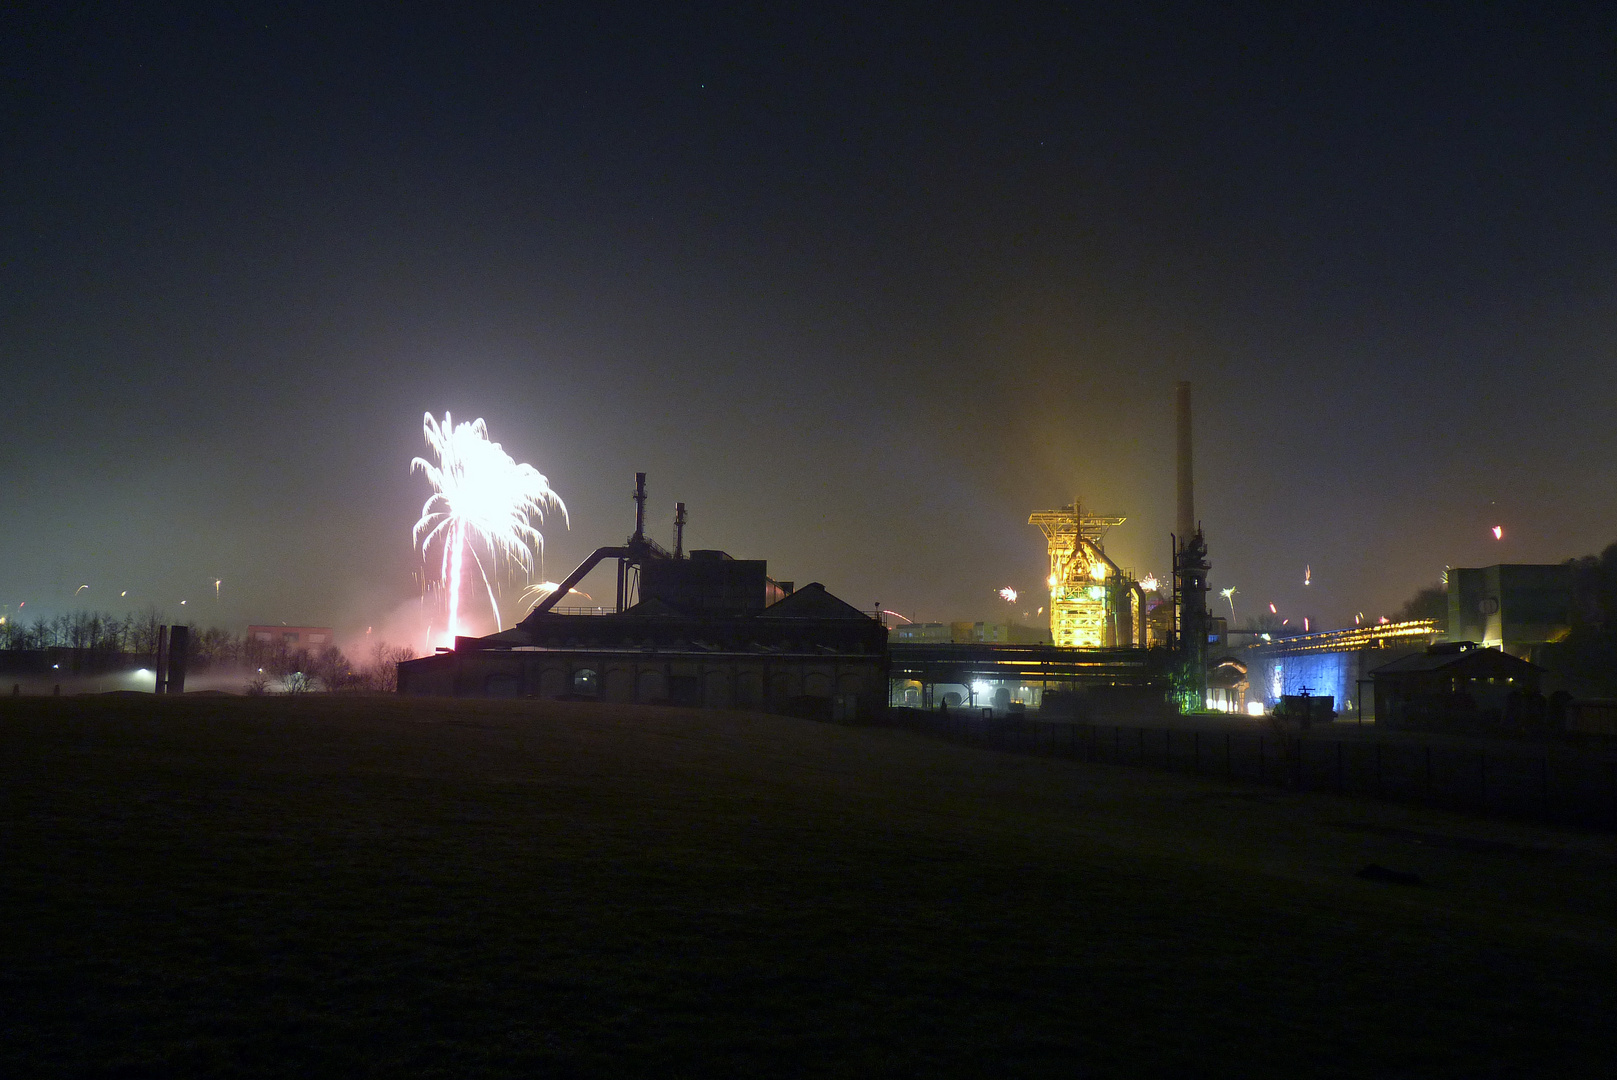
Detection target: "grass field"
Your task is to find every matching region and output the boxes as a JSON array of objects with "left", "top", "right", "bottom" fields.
[{"left": 3, "top": 695, "right": 1615, "bottom": 1077}]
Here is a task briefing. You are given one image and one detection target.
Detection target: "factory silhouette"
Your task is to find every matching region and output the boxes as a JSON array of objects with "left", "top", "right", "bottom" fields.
[{"left": 399, "top": 379, "right": 1610, "bottom": 740}]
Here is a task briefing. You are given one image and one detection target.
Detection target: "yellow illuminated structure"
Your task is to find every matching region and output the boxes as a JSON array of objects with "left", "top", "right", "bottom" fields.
[{"left": 1029, "top": 503, "right": 1146, "bottom": 648}]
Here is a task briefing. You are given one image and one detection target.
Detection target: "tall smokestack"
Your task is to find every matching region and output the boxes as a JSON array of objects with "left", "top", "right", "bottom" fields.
[
  {"left": 633, "top": 472, "right": 647, "bottom": 541},
  {"left": 1175, "top": 381, "right": 1194, "bottom": 547}
]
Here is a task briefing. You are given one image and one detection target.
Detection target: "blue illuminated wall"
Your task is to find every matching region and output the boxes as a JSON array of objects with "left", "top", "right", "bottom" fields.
[{"left": 1250, "top": 651, "right": 1356, "bottom": 712}]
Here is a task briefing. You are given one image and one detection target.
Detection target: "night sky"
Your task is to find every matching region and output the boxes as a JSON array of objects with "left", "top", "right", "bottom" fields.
[{"left": 4, "top": 4, "right": 1615, "bottom": 647}]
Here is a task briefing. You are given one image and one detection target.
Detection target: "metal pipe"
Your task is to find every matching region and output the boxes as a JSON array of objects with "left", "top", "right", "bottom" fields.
[{"left": 523, "top": 546, "right": 632, "bottom": 616}]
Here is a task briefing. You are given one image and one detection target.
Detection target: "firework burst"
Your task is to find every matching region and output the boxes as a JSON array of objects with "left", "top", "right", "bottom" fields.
[{"left": 412, "top": 412, "right": 567, "bottom": 644}]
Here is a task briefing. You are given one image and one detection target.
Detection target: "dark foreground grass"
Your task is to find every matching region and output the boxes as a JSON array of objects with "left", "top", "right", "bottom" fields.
[{"left": 2, "top": 696, "right": 1615, "bottom": 1078}]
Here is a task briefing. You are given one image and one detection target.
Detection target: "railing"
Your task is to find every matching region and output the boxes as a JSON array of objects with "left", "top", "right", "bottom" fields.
[{"left": 881, "top": 709, "right": 1617, "bottom": 831}]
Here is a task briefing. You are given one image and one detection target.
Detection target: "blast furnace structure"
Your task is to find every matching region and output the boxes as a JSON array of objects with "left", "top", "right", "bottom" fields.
[{"left": 1029, "top": 503, "right": 1148, "bottom": 648}]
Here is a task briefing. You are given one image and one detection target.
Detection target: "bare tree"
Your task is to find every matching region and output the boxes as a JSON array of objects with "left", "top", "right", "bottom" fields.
[{"left": 364, "top": 641, "right": 415, "bottom": 692}]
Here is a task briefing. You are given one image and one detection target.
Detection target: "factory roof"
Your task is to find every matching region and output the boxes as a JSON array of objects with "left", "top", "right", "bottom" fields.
[
  {"left": 1369, "top": 643, "right": 1541, "bottom": 677},
  {"left": 755, "top": 582, "right": 871, "bottom": 620}
]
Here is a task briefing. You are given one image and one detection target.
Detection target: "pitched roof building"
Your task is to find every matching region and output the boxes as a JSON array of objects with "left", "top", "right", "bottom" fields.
[
  {"left": 398, "top": 555, "right": 888, "bottom": 719},
  {"left": 1370, "top": 642, "right": 1544, "bottom": 732}
]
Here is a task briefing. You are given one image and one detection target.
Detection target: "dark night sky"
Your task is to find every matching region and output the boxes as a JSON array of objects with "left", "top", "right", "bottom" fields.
[{"left": 3, "top": 3, "right": 1615, "bottom": 647}]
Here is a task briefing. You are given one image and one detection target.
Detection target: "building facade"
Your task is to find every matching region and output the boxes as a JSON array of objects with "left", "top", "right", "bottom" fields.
[
  {"left": 1447, "top": 564, "right": 1572, "bottom": 659},
  {"left": 399, "top": 558, "right": 888, "bottom": 720},
  {"left": 1371, "top": 642, "right": 1546, "bottom": 732}
]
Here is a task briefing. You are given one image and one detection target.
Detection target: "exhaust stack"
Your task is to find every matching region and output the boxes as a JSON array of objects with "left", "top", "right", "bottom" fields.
[{"left": 1176, "top": 380, "right": 1194, "bottom": 548}]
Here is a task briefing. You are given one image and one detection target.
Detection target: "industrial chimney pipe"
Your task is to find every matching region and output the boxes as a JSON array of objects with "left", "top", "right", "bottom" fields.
[
  {"left": 633, "top": 472, "right": 647, "bottom": 542},
  {"left": 1176, "top": 380, "right": 1193, "bottom": 549}
]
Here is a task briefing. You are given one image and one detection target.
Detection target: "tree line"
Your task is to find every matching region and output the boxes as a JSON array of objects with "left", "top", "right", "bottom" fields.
[{"left": 0, "top": 610, "right": 415, "bottom": 692}]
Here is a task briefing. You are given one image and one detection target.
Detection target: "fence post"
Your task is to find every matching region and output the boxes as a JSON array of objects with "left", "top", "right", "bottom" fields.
[
  {"left": 1225, "top": 732, "right": 1232, "bottom": 779},
  {"left": 1375, "top": 744, "right": 1383, "bottom": 798},
  {"left": 1425, "top": 745, "right": 1433, "bottom": 801},
  {"left": 1259, "top": 736, "right": 1265, "bottom": 784},
  {"left": 1139, "top": 726, "right": 1145, "bottom": 764},
  {"left": 1193, "top": 731, "right": 1200, "bottom": 775},
  {"left": 1608, "top": 762, "right": 1617, "bottom": 831},
  {"left": 1336, "top": 741, "right": 1344, "bottom": 793},
  {"left": 1479, "top": 750, "right": 1487, "bottom": 807}
]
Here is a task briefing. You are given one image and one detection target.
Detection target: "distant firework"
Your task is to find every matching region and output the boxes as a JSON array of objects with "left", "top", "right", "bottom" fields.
[
  {"left": 520, "top": 581, "right": 592, "bottom": 605},
  {"left": 999, "top": 587, "right": 1018, "bottom": 603},
  {"left": 1492, "top": 525, "right": 1504, "bottom": 540},
  {"left": 412, "top": 412, "right": 567, "bottom": 645}
]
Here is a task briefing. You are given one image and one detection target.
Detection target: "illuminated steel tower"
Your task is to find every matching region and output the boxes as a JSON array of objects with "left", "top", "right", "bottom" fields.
[{"left": 1029, "top": 503, "right": 1140, "bottom": 648}]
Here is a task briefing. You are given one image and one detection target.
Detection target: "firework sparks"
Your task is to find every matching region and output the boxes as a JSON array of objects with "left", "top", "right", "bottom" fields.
[
  {"left": 999, "top": 587, "right": 1018, "bottom": 603},
  {"left": 1492, "top": 525, "right": 1504, "bottom": 540},
  {"left": 520, "top": 581, "right": 592, "bottom": 605},
  {"left": 1219, "top": 586, "right": 1238, "bottom": 622},
  {"left": 412, "top": 412, "right": 567, "bottom": 645},
  {"left": 1304, "top": 564, "right": 1311, "bottom": 586}
]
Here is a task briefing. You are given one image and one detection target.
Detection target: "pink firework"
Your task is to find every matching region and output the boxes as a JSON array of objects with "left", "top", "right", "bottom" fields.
[{"left": 412, "top": 412, "right": 567, "bottom": 645}]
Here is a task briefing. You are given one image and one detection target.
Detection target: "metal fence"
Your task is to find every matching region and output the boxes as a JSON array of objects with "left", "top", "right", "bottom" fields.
[{"left": 882, "top": 708, "right": 1617, "bottom": 831}]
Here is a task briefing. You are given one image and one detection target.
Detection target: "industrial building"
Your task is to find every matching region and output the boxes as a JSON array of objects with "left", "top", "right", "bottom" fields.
[
  {"left": 246, "top": 625, "right": 334, "bottom": 649},
  {"left": 1234, "top": 562, "right": 1574, "bottom": 723},
  {"left": 1370, "top": 642, "right": 1546, "bottom": 732},
  {"left": 1029, "top": 502, "right": 1149, "bottom": 648},
  {"left": 886, "top": 642, "right": 1169, "bottom": 714},
  {"left": 402, "top": 377, "right": 1219, "bottom": 721},
  {"left": 1240, "top": 619, "right": 1441, "bottom": 719},
  {"left": 1446, "top": 564, "right": 1572, "bottom": 659},
  {"left": 397, "top": 476, "right": 888, "bottom": 718},
  {"left": 889, "top": 621, "right": 1049, "bottom": 645}
]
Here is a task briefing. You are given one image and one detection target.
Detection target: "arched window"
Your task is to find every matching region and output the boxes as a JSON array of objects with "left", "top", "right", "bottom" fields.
[{"left": 572, "top": 668, "right": 598, "bottom": 696}]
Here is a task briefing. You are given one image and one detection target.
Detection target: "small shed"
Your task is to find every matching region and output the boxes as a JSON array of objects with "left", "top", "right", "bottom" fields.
[{"left": 1370, "top": 643, "right": 1543, "bottom": 732}]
